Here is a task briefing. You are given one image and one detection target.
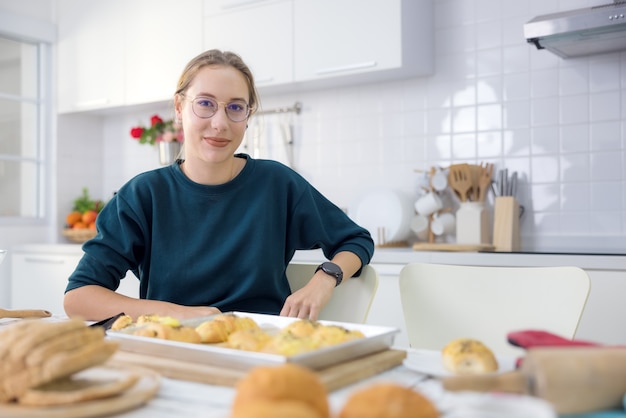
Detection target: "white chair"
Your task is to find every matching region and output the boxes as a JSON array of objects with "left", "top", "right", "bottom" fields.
[
  {"left": 399, "top": 262, "right": 591, "bottom": 357},
  {"left": 286, "top": 263, "right": 379, "bottom": 323}
]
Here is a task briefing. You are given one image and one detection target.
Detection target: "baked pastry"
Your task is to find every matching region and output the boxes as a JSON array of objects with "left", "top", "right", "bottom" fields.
[
  {"left": 195, "top": 319, "right": 230, "bottom": 343},
  {"left": 231, "top": 363, "right": 329, "bottom": 418},
  {"left": 230, "top": 399, "right": 322, "bottom": 418},
  {"left": 109, "top": 314, "right": 133, "bottom": 331},
  {"left": 133, "top": 322, "right": 201, "bottom": 343},
  {"left": 195, "top": 314, "right": 260, "bottom": 343},
  {"left": 136, "top": 314, "right": 181, "bottom": 327},
  {"left": 338, "top": 383, "right": 439, "bottom": 418},
  {"left": 310, "top": 325, "right": 365, "bottom": 348},
  {"left": 441, "top": 338, "right": 498, "bottom": 374},
  {"left": 227, "top": 328, "right": 272, "bottom": 351},
  {"left": 281, "top": 319, "right": 321, "bottom": 338},
  {"left": 261, "top": 332, "right": 319, "bottom": 356}
]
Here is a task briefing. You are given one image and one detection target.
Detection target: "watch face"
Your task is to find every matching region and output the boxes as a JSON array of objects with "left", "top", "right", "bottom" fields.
[{"left": 322, "top": 262, "right": 342, "bottom": 275}]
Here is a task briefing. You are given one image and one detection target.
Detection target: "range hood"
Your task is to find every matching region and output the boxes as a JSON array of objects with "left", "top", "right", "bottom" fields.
[{"left": 524, "top": 1, "right": 626, "bottom": 58}]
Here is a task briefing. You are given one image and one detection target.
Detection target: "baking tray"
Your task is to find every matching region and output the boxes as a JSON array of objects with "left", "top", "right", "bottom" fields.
[{"left": 106, "top": 312, "right": 399, "bottom": 371}]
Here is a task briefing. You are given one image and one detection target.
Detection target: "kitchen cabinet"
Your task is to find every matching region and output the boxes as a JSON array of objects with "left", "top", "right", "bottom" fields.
[
  {"left": 57, "top": 0, "right": 125, "bottom": 113},
  {"left": 292, "top": 0, "right": 433, "bottom": 88},
  {"left": 203, "top": 0, "right": 433, "bottom": 93},
  {"left": 203, "top": 0, "right": 293, "bottom": 88},
  {"left": 57, "top": 0, "right": 203, "bottom": 112},
  {"left": 124, "top": 0, "right": 204, "bottom": 106},
  {"left": 10, "top": 246, "right": 138, "bottom": 315}
]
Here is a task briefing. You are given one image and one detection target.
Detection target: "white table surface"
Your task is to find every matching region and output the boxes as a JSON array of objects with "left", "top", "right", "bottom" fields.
[
  {"left": 110, "top": 349, "right": 557, "bottom": 418},
  {"left": 0, "top": 317, "right": 557, "bottom": 418}
]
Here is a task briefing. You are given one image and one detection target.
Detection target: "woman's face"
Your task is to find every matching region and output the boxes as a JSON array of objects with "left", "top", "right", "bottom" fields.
[{"left": 176, "top": 65, "right": 250, "bottom": 165}]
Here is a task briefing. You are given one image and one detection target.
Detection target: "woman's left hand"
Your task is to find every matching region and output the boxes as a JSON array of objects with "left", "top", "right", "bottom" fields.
[{"left": 279, "top": 273, "right": 335, "bottom": 321}]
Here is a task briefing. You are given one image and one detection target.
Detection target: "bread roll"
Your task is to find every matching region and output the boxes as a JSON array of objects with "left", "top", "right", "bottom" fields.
[
  {"left": 230, "top": 399, "right": 322, "bottom": 418},
  {"left": 339, "top": 383, "right": 439, "bottom": 418},
  {"left": 441, "top": 338, "right": 498, "bottom": 374},
  {"left": 231, "top": 363, "right": 329, "bottom": 418}
]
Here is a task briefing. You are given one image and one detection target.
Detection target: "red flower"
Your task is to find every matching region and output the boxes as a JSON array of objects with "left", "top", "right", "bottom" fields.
[
  {"left": 150, "top": 115, "right": 163, "bottom": 126},
  {"left": 130, "top": 127, "right": 144, "bottom": 139}
]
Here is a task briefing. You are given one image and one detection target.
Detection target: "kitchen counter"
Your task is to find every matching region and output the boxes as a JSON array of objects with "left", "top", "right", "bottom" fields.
[{"left": 292, "top": 247, "right": 626, "bottom": 271}]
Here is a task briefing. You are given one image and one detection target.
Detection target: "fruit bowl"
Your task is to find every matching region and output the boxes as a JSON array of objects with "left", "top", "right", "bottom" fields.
[{"left": 62, "top": 228, "right": 97, "bottom": 243}]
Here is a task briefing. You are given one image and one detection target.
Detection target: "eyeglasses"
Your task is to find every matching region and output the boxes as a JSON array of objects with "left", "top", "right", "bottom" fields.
[{"left": 186, "top": 96, "right": 251, "bottom": 122}]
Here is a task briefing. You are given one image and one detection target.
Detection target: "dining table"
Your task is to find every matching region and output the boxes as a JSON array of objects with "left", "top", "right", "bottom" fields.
[{"left": 1, "top": 316, "right": 624, "bottom": 418}]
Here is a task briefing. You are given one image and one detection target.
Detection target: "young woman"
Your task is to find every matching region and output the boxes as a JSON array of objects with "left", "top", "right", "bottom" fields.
[{"left": 64, "top": 50, "right": 374, "bottom": 322}]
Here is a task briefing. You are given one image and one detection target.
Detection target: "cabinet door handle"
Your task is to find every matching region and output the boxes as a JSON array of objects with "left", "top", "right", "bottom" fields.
[
  {"left": 24, "top": 257, "right": 66, "bottom": 265},
  {"left": 315, "top": 61, "right": 378, "bottom": 76},
  {"left": 72, "top": 98, "right": 110, "bottom": 109}
]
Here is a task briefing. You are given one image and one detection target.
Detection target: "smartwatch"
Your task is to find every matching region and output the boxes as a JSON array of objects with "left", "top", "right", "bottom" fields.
[{"left": 315, "top": 261, "right": 343, "bottom": 287}]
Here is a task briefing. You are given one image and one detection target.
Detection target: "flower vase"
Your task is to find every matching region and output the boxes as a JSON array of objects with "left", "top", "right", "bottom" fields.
[{"left": 158, "top": 141, "right": 181, "bottom": 165}]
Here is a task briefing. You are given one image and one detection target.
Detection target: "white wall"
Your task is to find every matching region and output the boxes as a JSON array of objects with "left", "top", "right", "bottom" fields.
[{"left": 86, "top": 0, "right": 626, "bottom": 254}]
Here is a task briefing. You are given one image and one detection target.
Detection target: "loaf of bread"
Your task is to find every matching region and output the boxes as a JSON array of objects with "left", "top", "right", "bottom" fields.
[
  {"left": 338, "top": 383, "right": 439, "bottom": 418},
  {"left": 231, "top": 363, "right": 329, "bottom": 418},
  {"left": 441, "top": 338, "right": 498, "bottom": 374},
  {"left": 0, "top": 319, "right": 122, "bottom": 404}
]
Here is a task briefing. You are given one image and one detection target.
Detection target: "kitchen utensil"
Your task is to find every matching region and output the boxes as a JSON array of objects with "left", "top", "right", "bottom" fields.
[
  {"left": 478, "top": 162, "right": 494, "bottom": 202},
  {"left": 441, "top": 347, "right": 626, "bottom": 415},
  {"left": 0, "top": 308, "right": 51, "bottom": 319},
  {"left": 448, "top": 164, "right": 473, "bottom": 202}
]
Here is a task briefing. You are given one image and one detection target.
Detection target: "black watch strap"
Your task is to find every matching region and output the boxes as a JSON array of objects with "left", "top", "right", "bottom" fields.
[{"left": 315, "top": 261, "right": 343, "bottom": 287}]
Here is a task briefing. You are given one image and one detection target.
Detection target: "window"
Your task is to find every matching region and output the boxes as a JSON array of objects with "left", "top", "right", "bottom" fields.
[{"left": 0, "top": 35, "right": 49, "bottom": 221}]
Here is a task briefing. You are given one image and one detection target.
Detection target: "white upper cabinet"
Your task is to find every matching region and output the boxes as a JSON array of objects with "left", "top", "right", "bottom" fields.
[
  {"left": 293, "top": 0, "right": 433, "bottom": 87},
  {"left": 203, "top": 0, "right": 293, "bottom": 88},
  {"left": 57, "top": 0, "right": 203, "bottom": 113},
  {"left": 125, "top": 0, "right": 204, "bottom": 106},
  {"left": 57, "top": 0, "right": 125, "bottom": 113}
]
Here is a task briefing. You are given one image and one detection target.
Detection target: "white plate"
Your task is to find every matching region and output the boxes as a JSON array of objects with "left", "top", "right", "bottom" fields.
[
  {"left": 352, "top": 189, "right": 413, "bottom": 244},
  {"left": 403, "top": 349, "right": 517, "bottom": 377}
]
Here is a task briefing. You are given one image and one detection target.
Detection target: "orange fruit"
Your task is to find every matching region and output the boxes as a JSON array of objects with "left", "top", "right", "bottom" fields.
[
  {"left": 88, "top": 222, "right": 97, "bottom": 230},
  {"left": 72, "top": 221, "right": 87, "bottom": 229},
  {"left": 82, "top": 210, "right": 98, "bottom": 225},
  {"left": 66, "top": 211, "right": 82, "bottom": 227}
]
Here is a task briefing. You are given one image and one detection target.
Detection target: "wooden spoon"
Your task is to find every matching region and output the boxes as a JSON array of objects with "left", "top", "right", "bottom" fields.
[
  {"left": 0, "top": 308, "right": 52, "bottom": 319},
  {"left": 448, "top": 164, "right": 473, "bottom": 202},
  {"left": 478, "top": 162, "right": 494, "bottom": 202}
]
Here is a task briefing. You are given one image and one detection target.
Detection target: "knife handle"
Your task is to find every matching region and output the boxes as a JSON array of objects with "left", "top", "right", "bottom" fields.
[
  {"left": 441, "top": 370, "right": 527, "bottom": 394},
  {"left": 0, "top": 309, "right": 52, "bottom": 318}
]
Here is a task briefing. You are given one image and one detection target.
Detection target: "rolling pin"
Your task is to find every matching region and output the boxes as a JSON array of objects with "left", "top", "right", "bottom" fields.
[
  {"left": 0, "top": 308, "right": 52, "bottom": 319},
  {"left": 441, "top": 347, "right": 626, "bottom": 415}
]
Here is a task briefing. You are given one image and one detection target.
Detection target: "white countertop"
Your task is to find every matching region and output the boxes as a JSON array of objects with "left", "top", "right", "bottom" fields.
[
  {"left": 292, "top": 247, "right": 626, "bottom": 271},
  {"left": 11, "top": 243, "right": 626, "bottom": 270}
]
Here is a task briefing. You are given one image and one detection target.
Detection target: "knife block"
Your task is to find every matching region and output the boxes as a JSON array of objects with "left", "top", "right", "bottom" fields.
[{"left": 492, "top": 196, "right": 520, "bottom": 252}]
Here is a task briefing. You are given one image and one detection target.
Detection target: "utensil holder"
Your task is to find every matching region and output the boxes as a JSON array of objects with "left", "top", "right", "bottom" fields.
[
  {"left": 456, "top": 202, "right": 490, "bottom": 245},
  {"left": 492, "top": 196, "right": 520, "bottom": 252}
]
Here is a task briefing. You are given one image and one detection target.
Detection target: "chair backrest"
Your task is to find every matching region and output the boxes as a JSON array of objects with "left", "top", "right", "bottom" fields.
[
  {"left": 399, "top": 262, "right": 591, "bottom": 357},
  {"left": 286, "top": 263, "right": 379, "bottom": 323}
]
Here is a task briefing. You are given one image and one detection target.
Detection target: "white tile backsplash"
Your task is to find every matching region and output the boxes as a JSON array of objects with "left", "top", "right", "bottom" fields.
[{"left": 72, "top": 0, "right": 625, "bottom": 253}]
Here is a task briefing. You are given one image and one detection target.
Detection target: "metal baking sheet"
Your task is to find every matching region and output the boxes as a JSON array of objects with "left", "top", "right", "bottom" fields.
[{"left": 106, "top": 312, "right": 399, "bottom": 371}]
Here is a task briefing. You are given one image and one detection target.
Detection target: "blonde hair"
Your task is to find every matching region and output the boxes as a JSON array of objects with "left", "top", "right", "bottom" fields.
[{"left": 175, "top": 49, "right": 258, "bottom": 116}]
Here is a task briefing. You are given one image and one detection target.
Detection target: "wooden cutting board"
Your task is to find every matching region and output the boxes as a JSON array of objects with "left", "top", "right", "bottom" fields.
[
  {"left": 0, "top": 364, "right": 160, "bottom": 418},
  {"left": 111, "top": 348, "right": 407, "bottom": 391},
  {"left": 413, "top": 242, "right": 495, "bottom": 252}
]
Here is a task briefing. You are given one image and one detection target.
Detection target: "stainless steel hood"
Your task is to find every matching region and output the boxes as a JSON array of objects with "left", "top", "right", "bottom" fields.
[{"left": 524, "top": 1, "right": 626, "bottom": 58}]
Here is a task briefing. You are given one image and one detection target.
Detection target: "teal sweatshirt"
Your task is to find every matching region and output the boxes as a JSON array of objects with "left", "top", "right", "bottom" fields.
[{"left": 66, "top": 154, "right": 374, "bottom": 315}]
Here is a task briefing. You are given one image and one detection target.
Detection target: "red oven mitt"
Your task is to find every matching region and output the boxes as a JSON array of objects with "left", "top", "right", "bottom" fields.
[
  {"left": 507, "top": 330, "right": 602, "bottom": 368},
  {"left": 507, "top": 330, "right": 601, "bottom": 349}
]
